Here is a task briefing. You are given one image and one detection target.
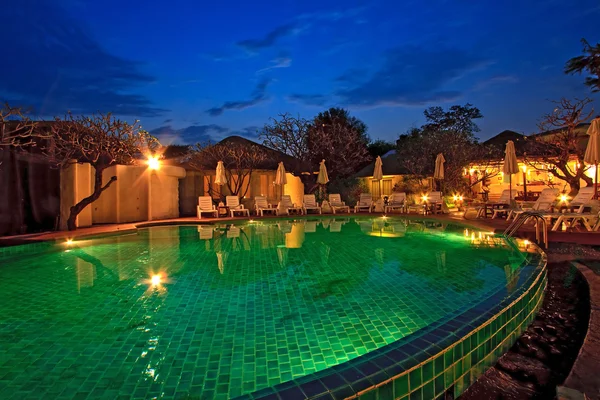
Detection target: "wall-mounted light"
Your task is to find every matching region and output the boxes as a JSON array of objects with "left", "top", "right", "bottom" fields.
[{"left": 147, "top": 156, "right": 160, "bottom": 170}]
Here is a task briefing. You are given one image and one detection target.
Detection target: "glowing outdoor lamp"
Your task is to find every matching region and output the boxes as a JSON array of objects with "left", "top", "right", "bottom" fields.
[
  {"left": 151, "top": 274, "right": 162, "bottom": 286},
  {"left": 147, "top": 156, "right": 160, "bottom": 170},
  {"left": 560, "top": 194, "right": 569, "bottom": 203},
  {"left": 421, "top": 194, "right": 428, "bottom": 203},
  {"left": 65, "top": 238, "right": 74, "bottom": 246}
]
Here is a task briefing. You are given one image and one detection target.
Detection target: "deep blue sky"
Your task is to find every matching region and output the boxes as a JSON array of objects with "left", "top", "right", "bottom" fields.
[{"left": 2, "top": 0, "right": 599, "bottom": 145}]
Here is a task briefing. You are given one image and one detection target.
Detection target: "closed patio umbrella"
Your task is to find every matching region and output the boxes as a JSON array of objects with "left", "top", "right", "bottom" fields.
[
  {"left": 317, "top": 159, "right": 329, "bottom": 201},
  {"left": 584, "top": 118, "right": 600, "bottom": 199},
  {"left": 373, "top": 156, "right": 383, "bottom": 197},
  {"left": 215, "top": 161, "right": 227, "bottom": 185},
  {"left": 503, "top": 141, "right": 519, "bottom": 207},
  {"left": 317, "top": 159, "right": 329, "bottom": 184},
  {"left": 434, "top": 153, "right": 445, "bottom": 191},
  {"left": 275, "top": 162, "right": 287, "bottom": 199}
]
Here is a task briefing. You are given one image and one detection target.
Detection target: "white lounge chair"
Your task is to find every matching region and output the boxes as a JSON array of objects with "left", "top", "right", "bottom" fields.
[
  {"left": 548, "top": 208, "right": 600, "bottom": 232},
  {"left": 385, "top": 192, "right": 406, "bottom": 213},
  {"left": 328, "top": 194, "right": 350, "bottom": 214},
  {"left": 564, "top": 187, "right": 597, "bottom": 212},
  {"left": 422, "top": 191, "right": 444, "bottom": 214},
  {"left": 197, "top": 196, "right": 218, "bottom": 219},
  {"left": 505, "top": 188, "right": 559, "bottom": 221},
  {"left": 226, "top": 196, "right": 250, "bottom": 218},
  {"left": 303, "top": 194, "right": 322, "bottom": 214},
  {"left": 354, "top": 193, "right": 373, "bottom": 213},
  {"left": 254, "top": 196, "right": 276, "bottom": 216},
  {"left": 277, "top": 195, "right": 303, "bottom": 215},
  {"left": 488, "top": 189, "right": 517, "bottom": 218},
  {"left": 464, "top": 189, "right": 515, "bottom": 219}
]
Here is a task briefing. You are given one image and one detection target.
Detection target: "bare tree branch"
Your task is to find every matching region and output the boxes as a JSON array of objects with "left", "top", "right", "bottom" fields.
[
  {"left": 525, "top": 98, "right": 594, "bottom": 194},
  {"left": 42, "top": 112, "right": 158, "bottom": 230},
  {"left": 0, "top": 102, "right": 39, "bottom": 147},
  {"left": 189, "top": 141, "right": 267, "bottom": 199}
]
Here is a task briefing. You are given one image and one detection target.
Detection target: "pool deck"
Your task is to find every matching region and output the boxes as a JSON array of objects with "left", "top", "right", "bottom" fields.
[
  {"left": 1, "top": 212, "right": 599, "bottom": 399},
  {"left": 1, "top": 212, "right": 599, "bottom": 246}
]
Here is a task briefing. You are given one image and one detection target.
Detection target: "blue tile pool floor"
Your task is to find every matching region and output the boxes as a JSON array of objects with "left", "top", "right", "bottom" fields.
[{"left": 0, "top": 218, "right": 528, "bottom": 399}]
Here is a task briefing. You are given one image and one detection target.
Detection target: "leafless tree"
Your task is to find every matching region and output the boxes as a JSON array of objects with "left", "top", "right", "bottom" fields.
[
  {"left": 0, "top": 102, "right": 38, "bottom": 147},
  {"left": 189, "top": 142, "right": 267, "bottom": 199},
  {"left": 524, "top": 98, "right": 594, "bottom": 194},
  {"left": 260, "top": 110, "right": 371, "bottom": 192},
  {"left": 260, "top": 113, "right": 311, "bottom": 169},
  {"left": 44, "top": 112, "right": 157, "bottom": 230}
]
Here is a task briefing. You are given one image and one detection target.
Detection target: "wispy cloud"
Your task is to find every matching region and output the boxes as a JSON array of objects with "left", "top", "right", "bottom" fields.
[
  {"left": 472, "top": 75, "right": 518, "bottom": 91},
  {"left": 336, "top": 46, "right": 490, "bottom": 107},
  {"left": 237, "top": 24, "right": 303, "bottom": 54},
  {"left": 206, "top": 78, "right": 273, "bottom": 116},
  {"left": 0, "top": 0, "right": 166, "bottom": 117},
  {"left": 235, "top": 6, "right": 369, "bottom": 55},
  {"left": 257, "top": 55, "right": 292, "bottom": 74}
]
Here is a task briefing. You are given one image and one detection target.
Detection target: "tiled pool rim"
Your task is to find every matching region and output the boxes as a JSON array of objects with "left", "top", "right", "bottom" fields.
[{"left": 0, "top": 217, "right": 547, "bottom": 400}]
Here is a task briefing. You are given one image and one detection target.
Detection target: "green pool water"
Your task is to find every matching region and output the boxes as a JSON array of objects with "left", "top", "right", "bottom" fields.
[{"left": 0, "top": 217, "right": 530, "bottom": 399}]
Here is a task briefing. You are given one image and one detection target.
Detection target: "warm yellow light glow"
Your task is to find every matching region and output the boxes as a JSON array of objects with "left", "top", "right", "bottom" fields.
[
  {"left": 523, "top": 240, "right": 530, "bottom": 246},
  {"left": 464, "top": 229, "right": 469, "bottom": 237},
  {"left": 382, "top": 215, "right": 388, "bottom": 219},
  {"left": 147, "top": 156, "right": 160, "bottom": 170},
  {"left": 560, "top": 194, "right": 568, "bottom": 203},
  {"left": 151, "top": 274, "right": 162, "bottom": 285},
  {"left": 459, "top": 195, "right": 463, "bottom": 201},
  {"left": 65, "top": 239, "right": 74, "bottom": 245},
  {"left": 249, "top": 219, "right": 255, "bottom": 223},
  {"left": 453, "top": 195, "right": 458, "bottom": 201},
  {"left": 585, "top": 165, "right": 597, "bottom": 179},
  {"left": 421, "top": 195, "right": 428, "bottom": 203},
  {"left": 469, "top": 168, "right": 475, "bottom": 175}
]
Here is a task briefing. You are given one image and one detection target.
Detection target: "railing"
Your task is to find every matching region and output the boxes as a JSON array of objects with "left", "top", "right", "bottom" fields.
[{"left": 503, "top": 211, "right": 548, "bottom": 248}]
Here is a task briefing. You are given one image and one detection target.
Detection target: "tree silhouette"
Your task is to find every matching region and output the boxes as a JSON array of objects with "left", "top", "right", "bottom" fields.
[{"left": 565, "top": 39, "right": 600, "bottom": 92}]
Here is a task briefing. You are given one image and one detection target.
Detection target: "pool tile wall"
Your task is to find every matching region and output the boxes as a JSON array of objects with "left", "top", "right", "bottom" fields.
[
  {"left": 361, "top": 266, "right": 546, "bottom": 400},
  {"left": 243, "top": 250, "right": 546, "bottom": 400}
]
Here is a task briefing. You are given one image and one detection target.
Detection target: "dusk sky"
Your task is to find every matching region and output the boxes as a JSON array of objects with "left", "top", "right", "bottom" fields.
[{"left": 2, "top": 0, "right": 599, "bottom": 145}]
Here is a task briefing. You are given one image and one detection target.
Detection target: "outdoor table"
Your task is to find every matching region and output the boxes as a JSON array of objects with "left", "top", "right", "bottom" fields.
[
  {"left": 424, "top": 202, "right": 442, "bottom": 215},
  {"left": 482, "top": 202, "right": 510, "bottom": 218},
  {"left": 217, "top": 206, "right": 229, "bottom": 217}
]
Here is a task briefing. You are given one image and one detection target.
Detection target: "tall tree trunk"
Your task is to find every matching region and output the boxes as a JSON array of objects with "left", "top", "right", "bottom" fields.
[{"left": 66, "top": 166, "right": 116, "bottom": 231}]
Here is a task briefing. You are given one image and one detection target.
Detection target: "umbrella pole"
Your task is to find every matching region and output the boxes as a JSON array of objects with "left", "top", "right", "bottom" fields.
[
  {"left": 509, "top": 175, "right": 513, "bottom": 208},
  {"left": 595, "top": 163, "right": 598, "bottom": 200}
]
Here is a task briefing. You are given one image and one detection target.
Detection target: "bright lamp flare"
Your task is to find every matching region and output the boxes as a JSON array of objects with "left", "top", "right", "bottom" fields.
[
  {"left": 560, "top": 194, "right": 568, "bottom": 203},
  {"left": 421, "top": 195, "right": 428, "bottom": 203},
  {"left": 151, "top": 274, "right": 162, "bottom": 286},
  {"left": 147, "top": 156, "right": 160, "bottom": 170}
]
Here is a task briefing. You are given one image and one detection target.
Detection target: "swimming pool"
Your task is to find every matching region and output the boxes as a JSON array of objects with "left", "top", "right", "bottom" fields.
[{"left": 0, "top": 217, "right": 545, "bottom": 399}]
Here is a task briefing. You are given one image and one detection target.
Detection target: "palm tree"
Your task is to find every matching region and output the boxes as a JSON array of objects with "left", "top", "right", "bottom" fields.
[{"left": 565, "top": 39, "right": 600, "bottom": 92}]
